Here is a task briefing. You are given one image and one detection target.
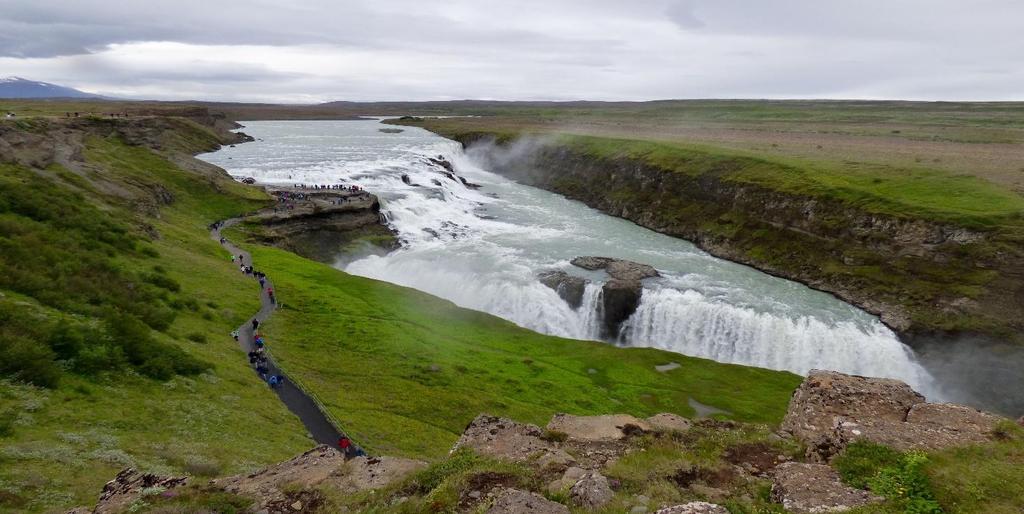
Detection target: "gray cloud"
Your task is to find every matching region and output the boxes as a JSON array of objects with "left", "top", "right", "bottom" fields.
[{"left": 0, "top": 0, "right": 1020, "bottom": 101}]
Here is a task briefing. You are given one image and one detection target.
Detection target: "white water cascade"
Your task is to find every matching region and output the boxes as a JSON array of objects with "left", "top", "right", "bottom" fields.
[{"left": 200, "top": 119, "right": 943, "bottom": 400}]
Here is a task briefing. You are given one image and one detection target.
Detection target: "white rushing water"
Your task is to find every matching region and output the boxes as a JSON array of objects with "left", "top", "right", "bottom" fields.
[{"left": 200, "top": 119, "right": 943, "bottom": 398}]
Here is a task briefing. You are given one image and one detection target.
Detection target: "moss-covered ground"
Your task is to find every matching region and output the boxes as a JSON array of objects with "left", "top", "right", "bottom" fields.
[{"left": 222, "top": 239, "right": 802, "bottom": 460}]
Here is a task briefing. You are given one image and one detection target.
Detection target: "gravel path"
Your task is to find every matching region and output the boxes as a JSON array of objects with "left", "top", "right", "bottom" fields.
[{"left": 211, "top": 219, "right": 356, "bottom": 455}]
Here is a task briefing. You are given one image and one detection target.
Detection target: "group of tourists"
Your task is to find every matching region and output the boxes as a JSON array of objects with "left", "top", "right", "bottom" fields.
[
  {"left": 245, "top": 315, "right": 283, "bottom": 388},
  {"left": 294, "top": 183, "right": 363, "bottom": 192},
  {"left": 215, "top": 222, "right": 363, "bottom": 457}
]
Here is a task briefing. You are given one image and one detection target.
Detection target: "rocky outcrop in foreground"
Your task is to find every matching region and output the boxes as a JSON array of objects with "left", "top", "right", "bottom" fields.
[
  {"left": 771, "top": 462, "right": 882, "bottom": 513},
  {"left": 75, "top": 371, "right": 1015, "bottom": 513},
  {"left": 214, "top": 445, "right": 425, "bottom": 512},
  {"left": 782, "top": 370, "right": 1003, "bottom": 461},
  {"left": 89, "top": 468, "right": 188, "bottom": 514}
]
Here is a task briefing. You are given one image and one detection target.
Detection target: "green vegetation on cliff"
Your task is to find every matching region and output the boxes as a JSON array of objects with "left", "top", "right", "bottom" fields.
[{"left": 0, "top": 118, "right": 312, "bottom": 512}]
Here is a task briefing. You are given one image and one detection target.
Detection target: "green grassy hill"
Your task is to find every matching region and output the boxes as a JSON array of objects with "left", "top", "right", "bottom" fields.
[
  {"left": 0, "top": 117, "right": 314, "bottom": 512},
  {"left": 0, "top": 114, "right": 801, "bottom": 512},
  {"left": 227, "top": 242, "right": 801, "bottom": 460}
]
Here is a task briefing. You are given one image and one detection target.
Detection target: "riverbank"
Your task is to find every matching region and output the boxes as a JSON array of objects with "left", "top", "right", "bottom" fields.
[{"left": 389, "top": 117, "right": 1024, "bottom": 345}]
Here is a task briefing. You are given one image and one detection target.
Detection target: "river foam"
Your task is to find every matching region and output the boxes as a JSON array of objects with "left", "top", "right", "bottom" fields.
[{"left": 199, "top": 119, "right": 944, "bottom": 400}]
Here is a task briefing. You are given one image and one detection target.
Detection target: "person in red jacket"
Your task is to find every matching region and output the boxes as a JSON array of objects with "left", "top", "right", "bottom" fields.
[{"left": 338, "top": 437, "right": 351, "bottom": 456}]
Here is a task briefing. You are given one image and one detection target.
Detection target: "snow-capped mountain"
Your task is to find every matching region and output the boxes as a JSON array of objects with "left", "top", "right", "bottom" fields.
[{"left": 0, "top": 77, "right": 103, "bottom": 99}]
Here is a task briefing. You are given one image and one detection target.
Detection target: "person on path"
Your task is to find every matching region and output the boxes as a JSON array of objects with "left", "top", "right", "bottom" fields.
[
  {"left": 252, "top": 318, "right": 259, "bottom": 330},
  {"left": 268, "top": 375, "right": 279, "bottom": 388},
  {"left": 338, "top": 437, "right": 351, "bottom": 455}
]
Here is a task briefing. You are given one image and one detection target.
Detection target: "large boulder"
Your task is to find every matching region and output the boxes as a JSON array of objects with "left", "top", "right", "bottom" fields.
[
  {"left": 655, "top": 503, "right": 730, "bottom": 514},
  {"left": 325, "top": 455, "right": 428, "bottom": 494},
  {"left": 569, "top": 471, "right": 615, "bottom": 509},
  {"left": 486, "top": 488, "right": 570, "bottom": 514},
  {"left": 771, "top": 462, "right": 882, "bottom": 514},
  {"left": 782, "top": 371, "right": 1002, "bottom": 460},
  {"left": 453, "top": 414, "right": 555, "bottom": 462},
  {"left": 602, "top": 279, "right": 643, "bottom": 336},
  {"left": 570, "top": 256, "right": 660, "bottom": 336},
  {"left": 547, "top": 466, "right": 587, "bottom": 494},
  {"left": 547, "top": 413, "right": 651, "bottom": 441},
  {"left": 571, "top": 256, "right": 658, "bottom": 281},
  {"left": 781, "top": 370, "right": 925, "bottom": 442},
  {"left": 646, "top": 413, "right": 693, "bottom": 433},
  {"left": 216, "top": 445, "right": 424, "bottom": 510},
  {"left": 215, "top": 445, "right": 345, "bottom": 505},
  {"left": 93, "top": 468, "right": 188, "bottom": 514},
  {"left": 538, "top": 270, "right": 589, "bottom": 309}
]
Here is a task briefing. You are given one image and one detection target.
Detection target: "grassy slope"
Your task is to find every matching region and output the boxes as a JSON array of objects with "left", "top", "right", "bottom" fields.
[
  {"left": 0, "top": 125, "right": 312, "bottom": 513},
  {"left": 228, "top": 241, "right": 802, "bottom": 461}
]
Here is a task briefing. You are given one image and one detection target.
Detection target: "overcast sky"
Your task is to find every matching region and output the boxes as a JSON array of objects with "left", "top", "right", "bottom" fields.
[{"left": 1, "top": 0, "right": 1021, "bottom": 103}]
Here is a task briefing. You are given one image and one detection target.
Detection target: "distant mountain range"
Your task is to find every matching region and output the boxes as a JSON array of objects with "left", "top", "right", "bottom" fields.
[{"left": 0, "top": 77, "right": 104, "bottom": 99}]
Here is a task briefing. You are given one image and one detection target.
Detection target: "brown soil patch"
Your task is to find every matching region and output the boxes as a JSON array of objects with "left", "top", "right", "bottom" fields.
[
  {"left": 457, "top": 471, "right": 520, "bottom": 510},
  {"left": 722, "top": 442, "right": 786, "bottom": 474},
  {"left": 265, "top": 488, "right": 329, "bottom": 513},
  {"left": 670, "top": 466, "right": 737, "bottom": 489}
]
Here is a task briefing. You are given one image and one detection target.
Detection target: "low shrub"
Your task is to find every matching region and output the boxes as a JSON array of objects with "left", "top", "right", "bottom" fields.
[{"left": 835, "top": 442, "right": 943, "bottom": 513}]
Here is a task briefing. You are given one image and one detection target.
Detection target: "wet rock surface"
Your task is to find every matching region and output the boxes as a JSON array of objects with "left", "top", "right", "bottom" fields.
[
  {"left": 771, "top": 462, "right": 882, "bottom": 513},
  {"left": 570, "top": 256, "right": 659, "bottom": 336},
  {"left": 538, "top": 270, "right": 589, "bottom": 309}
]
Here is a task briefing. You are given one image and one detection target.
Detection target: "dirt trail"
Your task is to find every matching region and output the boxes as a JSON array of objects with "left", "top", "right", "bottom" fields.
[{"left": 211, "top": 219, "right": 356, "bottom": 455}]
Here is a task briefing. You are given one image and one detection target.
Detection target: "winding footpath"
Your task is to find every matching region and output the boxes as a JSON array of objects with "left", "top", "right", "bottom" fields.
[{"left": 211, "top": 219, "right": 356, "bottom": 456}]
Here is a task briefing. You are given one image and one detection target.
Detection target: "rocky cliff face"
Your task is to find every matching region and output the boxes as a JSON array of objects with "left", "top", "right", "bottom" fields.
[
  {"left": 451, "top": 134, "right": 1024, "bottom": 342},
  {"left": 242, "top": 187, "right": 397, "bottom": 263}
]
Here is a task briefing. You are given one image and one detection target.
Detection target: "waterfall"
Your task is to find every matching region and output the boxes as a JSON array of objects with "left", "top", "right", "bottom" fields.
[
  {"left": 619, "top": 287, "right": 939, "bottom": 397},
  {"left": 200, "top": 119, "right": 946, "bottom": 402}
]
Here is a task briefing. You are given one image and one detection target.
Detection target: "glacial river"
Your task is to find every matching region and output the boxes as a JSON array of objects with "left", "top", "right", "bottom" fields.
[{"left": 200, "top": 119, "right": 944, "bottom": 400}]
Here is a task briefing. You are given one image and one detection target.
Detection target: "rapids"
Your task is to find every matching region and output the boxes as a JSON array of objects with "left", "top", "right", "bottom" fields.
[{"left": 200, "top": 119, "right": 943, "bottom": 400}]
